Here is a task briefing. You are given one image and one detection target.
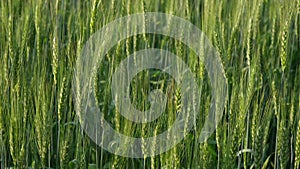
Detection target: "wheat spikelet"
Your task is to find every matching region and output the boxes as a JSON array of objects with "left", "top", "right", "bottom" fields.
[
  {"left": 0, "top": 42, "right": 5, "bottom": 165},
  {"left": 34, "top": 88, "right": 45, "bottom": 165},
  {"left": 8, "top": 13, "right": 13, "bottom": 62},
  {"left": 228, "top": 87, "right": 238, "bottom": 168},
  {"left": 111, "top": 116, "right": 120, "bottom": 168},
  {"left": 271, "top": 81, "right": 278, "bottom": 117},
  {"left": 252, "top": 0, "right": 263, "bottom": 40},
  {"left": 60, "top": 140, "right": 69, "bottom": 167},
  {"left": 141, "top": 123, "right": 147, "bottom": 160},
  {"left": 19, "top": 81, "right": 28, "bottom": 167},
  {"left": 57, "top": 77, "right": 66, "bottom": 124},
  {"left": 34, "top": 3, "right": 41, "bottom": 61},
  {"left": 52, "top": 32, "right": 58, "bottom": 86},
  {"left": 254, "top": 125, "right": 263, "bottom": 168},
  {"left": 296, "top": 122, "right": 300, "bottom": 168},
  {"left": 172, "top": 147, "right": 180, "bottom": 169},
  {"left": 262, "top": 100, "right": 272, "bottom": 156},
  {"left": 113, "top": 43, "right": 122, "bottom": 133},
  {"left": 280, "top": 21, "right": 288, "bottom": 73},
  {"left": 66, "top": 14, "right": 73, "bottom": 64},
  {"left": 174, "top": 82, "right": 182, "bottom": 114},
  {"left": 125, "top": 0, "right": 131, "bottom": 57},
  {"left": 141, "top": 0, "right": 148, "bottom": 45},
  {"left": 270, "top": 18, "right": 276, "bottom": 51},
  {"left": 200, "top": 142, "right": 210, "bottom": 169},
  {"left": 245, "top": 18, "right": 252, "bottom": 75},
  {"left": 112, "top": 43, "right": 122, "bottom": 168},
  {"left": 151, "top": 125, "right": 159, "bottom": 169},
  {"left": 297, "top": 0, "right": 300, "bottom": 39},
  {"left": 251, "top": 95, "right": 258, "bottom": 157},
  {"left": 74, "top": 39, "right": 83, "bottom": 124},
  {"left": 295, "top": 94, "right": 300, "bottom": 167},
  {"left": 9, "top": 99, "right": 16, "bottom": 167},
  {"left": 89, "top": 0, "right": 97, "bottom": 34},
  {"left": 51, "top": 2, "right": 59, "bottom": 88},
  {"left": 41, "top": 93, "right": 49, "bottom": 166},
  {"left": 3, "top": 50, "right": 8, "bottom": 94},
  {"left": 278, "top": 120, "right": 290, "bottom": 169},
  {"left": 185, "top": 0, "right": 190, "bottom": 18},
  {"left": 21, "top": 15, "right": 29, "bottom": 58},
  {"left": 0, "top": 95, "right": 2, "bottom": 164}
]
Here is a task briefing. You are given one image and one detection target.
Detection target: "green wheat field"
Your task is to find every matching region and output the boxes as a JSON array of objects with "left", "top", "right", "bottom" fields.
[{"left": 1, "top": 0, "right": 300, "bottom": 168}]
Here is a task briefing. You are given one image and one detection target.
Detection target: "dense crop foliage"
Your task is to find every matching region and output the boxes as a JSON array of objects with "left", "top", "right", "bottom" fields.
[{"left": 0, "top": 0, "right": 299, "bottom": 168}]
